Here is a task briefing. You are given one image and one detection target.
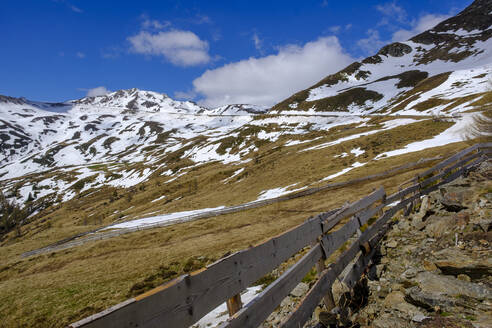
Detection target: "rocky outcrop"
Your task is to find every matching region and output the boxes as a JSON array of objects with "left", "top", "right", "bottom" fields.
[
  {"left": 316, "top": 160, "right": 492, "bottom": 328},
  {"left": 377, "top": 43, "right": 413, "bottom": 57}
]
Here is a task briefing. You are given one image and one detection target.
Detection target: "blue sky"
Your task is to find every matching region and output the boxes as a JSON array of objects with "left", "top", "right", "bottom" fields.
[{"left": 0, "top": 0, "right": 470, "bottom": 107}]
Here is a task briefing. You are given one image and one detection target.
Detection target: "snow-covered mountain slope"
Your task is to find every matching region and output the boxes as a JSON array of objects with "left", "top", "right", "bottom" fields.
[{"left": 271, "top": 0, "right": 492, "bottom": 115}]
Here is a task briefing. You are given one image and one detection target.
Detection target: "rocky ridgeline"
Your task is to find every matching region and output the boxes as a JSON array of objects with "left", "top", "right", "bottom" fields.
[
  {"left": 325, "top": 160, "right": 491, "bottom": 328},
  {"left": 257, "top": 160, "right": 491, "bottom": 328}
]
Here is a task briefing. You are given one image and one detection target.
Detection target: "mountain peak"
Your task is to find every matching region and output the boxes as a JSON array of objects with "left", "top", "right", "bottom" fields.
[{"left": 270, "top": 0, "right": 492, "bottom": 115}]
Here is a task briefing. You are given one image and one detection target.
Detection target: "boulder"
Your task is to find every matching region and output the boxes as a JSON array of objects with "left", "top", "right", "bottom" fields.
[
  {"left": 423, "top": 215, "right": 458, "bottom": 238},
  {"left": 439, "top": 189, "right": 468, "bottom": 212},
  {"left": 414, "top": 271, "right": 492, "bottom": 300},
  {"left": 383, "top": 291, "right": 423, "bottom": 318},
  {"left": 432, "top": 248, "right": 492, "bottom": 279}
]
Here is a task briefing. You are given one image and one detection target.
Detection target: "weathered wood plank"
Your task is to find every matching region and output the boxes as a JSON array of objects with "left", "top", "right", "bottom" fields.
[
  {"left": 219, "top": 245, "right": 323, "bottom": 328},
  {"left": 342, "top": 247, "right": 376, "bottom": 290},
  {"left": 322, "top": 187, "right": 385, "bottom": 233},
  {"left": 420, "top": 156, "right": 485, "bottom": 196},
  {"left": 417, "top": 144, "right": 479, "bottom": 179},
  {"left": 385, "top": 184, "right": 419, "bottom": 204},
  {"left": 419, "top": 151, "right": 482, "bottom": 189}
]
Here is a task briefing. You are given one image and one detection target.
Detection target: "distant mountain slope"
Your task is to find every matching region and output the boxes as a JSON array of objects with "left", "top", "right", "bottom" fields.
[{"left": 271, "top": 0, "right": 492, "bottom": 115}]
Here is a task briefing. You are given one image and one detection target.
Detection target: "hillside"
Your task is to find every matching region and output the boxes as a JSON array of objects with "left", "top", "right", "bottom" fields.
[{"left": 0, "top": 1, "right": 491, "bottom": 327}]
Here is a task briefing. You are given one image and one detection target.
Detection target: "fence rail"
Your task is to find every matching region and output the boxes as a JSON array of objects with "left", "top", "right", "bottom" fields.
[{"left": 70, "top": 142, "right": 491, "bottom": 328}]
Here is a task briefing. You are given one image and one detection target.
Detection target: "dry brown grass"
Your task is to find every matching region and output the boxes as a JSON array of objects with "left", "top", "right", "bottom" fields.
[{"left": 0, "top": 117, "right": 468, "bottom": 327}]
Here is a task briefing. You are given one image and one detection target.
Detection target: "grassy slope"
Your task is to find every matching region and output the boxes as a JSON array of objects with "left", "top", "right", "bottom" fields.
[{"left": 0, "top": 117, "right": 475, "bottom": 327}]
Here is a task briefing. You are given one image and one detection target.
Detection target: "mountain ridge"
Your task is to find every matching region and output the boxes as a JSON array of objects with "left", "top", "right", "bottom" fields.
[{"left": 270, "top": 0, "right": 492, "bottom": 115}]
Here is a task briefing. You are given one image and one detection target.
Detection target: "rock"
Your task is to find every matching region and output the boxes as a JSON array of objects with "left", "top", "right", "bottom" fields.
[
  {"left": 432, "top": 248, "right": 492, "bottom": 279},
  {"left": 439, "top": 190, "right": 467, "bottom": 212},
  {"left": 382, "top": 291, "right": 423, "bottom": 318},
  {"left": 280, "top": 296, "right": 293, "bottom": 308},
  {"left": 402, "top": 268, "right": 418, "bottom": 279},
  {"left": 453, "top": 211, "right": 470, "bottom": 229},
  {"left": 414, "top": 271, "right": 492, "bottom": 300},
  {"left": 377, "top": 42, "right": 412, "bottom": 57},
  {"left": 318, "top": 311, "right": 337, "bottom": 326},
  {"left": 376, "top": 264, "right": 385, "bottom": 277},
  {"left": 372, "top": 313, "right": 416, "bottom": 328},
  {"left": 331, "top": 279, "right": 350, "bottom": 304},
  {"left": 423, "top": 260, "right": 438, "bottom": 272},
  {"left": 470, "top": 215, "right": 492, "bottom": 232},
  {"left": 290, "top": 282, "right": 309, "bottom": 298},
  {"left": 473, "top": 312, "right": 492, "bottom": 328},
  {"left": 383, "top": 291, "right": 405, "bottom": 307},
  {"left": 405, "top": 286, "right": 457, "bottom": 311},
  {"left": 390, "top": 282, "right": 403, "bottom": 292},
  {"left": 424, "top": 215, "right": 455, "bottom": 238},
  {"left": 411, "top": 313, "right": 429, "bottom": 322},
  {"left": 386, "top": 240, "right": 398, "bottom": 248},
  {"left": 457, "top": 274, "right": 471, "bottom": 282},
  {"left": 412, "top": 195, "right": 430, "bottom": 223}
]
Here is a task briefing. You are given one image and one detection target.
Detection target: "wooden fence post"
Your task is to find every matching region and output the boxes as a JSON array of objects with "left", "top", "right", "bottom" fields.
[
  {"left": 226, "top": 294, "right": 243, "bottom": 317},
  {"left": 315, "top": 258, "right": 336, "bottom": 310}
]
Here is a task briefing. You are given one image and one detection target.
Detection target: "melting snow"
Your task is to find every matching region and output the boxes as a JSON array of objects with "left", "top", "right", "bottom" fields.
[
  {"left": 256, "top": 183, "right": 302, "bottom": 200},
  {"left": 151, "top": 195, "right": 166, "bottom": 203},
  {"left": 321, "top": 162, "right": 366, "bottom": 182},
  {"left": 103, "top": 205, "right": 226, "bottom": 230},
  {"left": 193, "top": 286, "right": 262, "bottom": 328},
  {"left": 375, "top": 114, "right": 476, "bottom": 159},
  {"left": 350, "top": 147, "right": 365, "bottom": 157}
]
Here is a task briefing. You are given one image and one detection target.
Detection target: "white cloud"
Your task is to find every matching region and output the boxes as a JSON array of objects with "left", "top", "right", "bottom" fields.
[
  {"left": 76, "top": 52, "right": 85, "bottom": 58},
  {"left": 128, "top": 30, "right": 210, "bottom": 67},
  {"left": 356, "top": 29, "right": 386, "bottom": 55},
  {"left": 70, "top": 5, "right": 83, "bottom": 13},
  {"left": 174, "top": 90, "right": 197, "bottom": 100},
  {"left": 328, "top": 26, "right": 341, "bottom": 34},
  {"left": 392, "top": 14, "right": 450, "bottom": 41},
  {"left": 252, "top": 33, "right": 263, "bottom": 52},
  {"left": 376, "top": 2, "right": 407, "bottom": 24},
  {"left": 86, "top": 86, "right": 111, "bottom": 97},
  {"left": 192, "top": 37, "right": 354, "bottom": 107},
  {"left": 142, "top": 18, "right": 171, "bottom": 30},
  {"left": 195, "top": 14, "right": 212, "bottom": 25},
  {"left": 54, "top": 0, "right": 83, "bottom": 13}
]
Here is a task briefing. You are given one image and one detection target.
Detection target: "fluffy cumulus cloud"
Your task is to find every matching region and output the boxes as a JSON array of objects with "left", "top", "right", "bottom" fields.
[
  {"left": 128, "top": 30, "right": 210, "bottom": 67},
  {"left": 192, "top": 37, "right": 354, "bottom": 107},
  {"left": 86, "top": 86, "right": 111, "bottom": 97},
  {"left": 392, "top": 14, "right": 450, "bottom": 41}
]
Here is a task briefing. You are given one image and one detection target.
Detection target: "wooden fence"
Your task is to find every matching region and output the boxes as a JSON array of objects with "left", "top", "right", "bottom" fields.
[{"left": 70, "top": 142, "right": 491, "bottom": 328}]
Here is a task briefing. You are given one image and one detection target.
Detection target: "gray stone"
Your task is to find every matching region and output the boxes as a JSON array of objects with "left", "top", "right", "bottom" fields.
[
  {"left": 386, "top": 240, "right": 398, "bottom": 248},
  {"left": 411, "top": 313, "right": 429, "bottom": 322},
  {"left": 402, "top": 268, "right": 418, "bottom": 279},
  {"left": 432, "top": 248, "right": 492, "bottom": 279},
  {"left": 424, "top": 215, "right": 456, "bottom": 238},
  {"left": 372, "top": 313, "right": 416, "bottom": 328},
  {"left": 290, "top": 282, "right": 309, "bottom": 298},
  {"left": 376, "top": 264, "right": 385, "bottom": 277},
  {"left": 414, "top": 271, "right": 492, "bottom": 300}
]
